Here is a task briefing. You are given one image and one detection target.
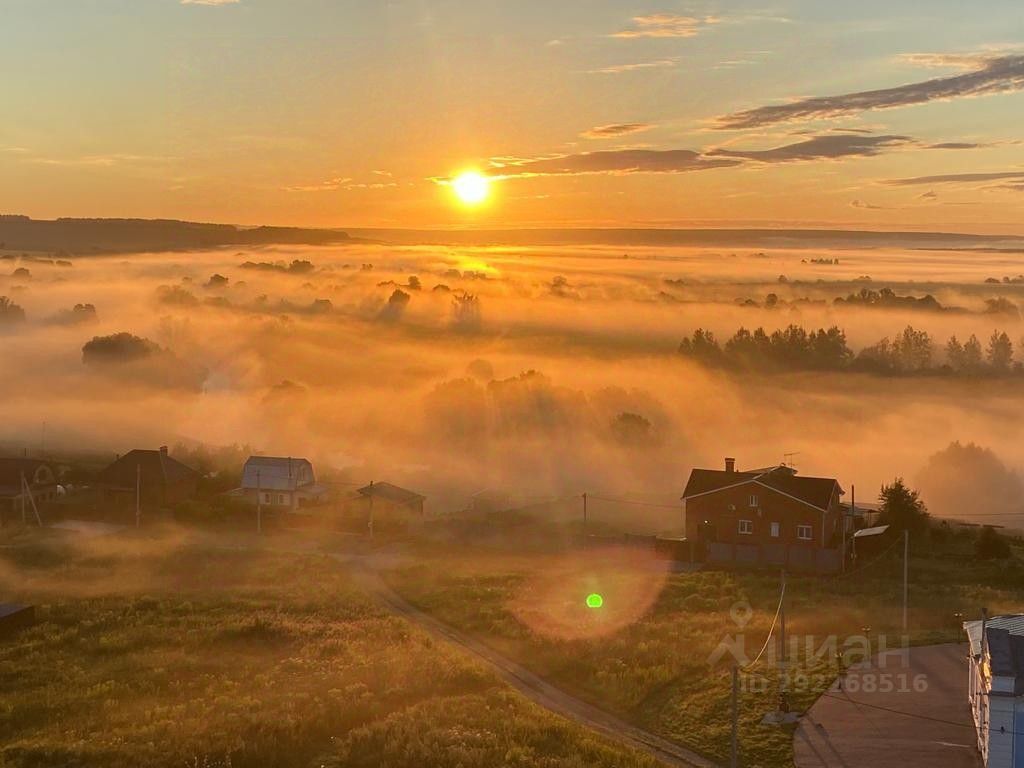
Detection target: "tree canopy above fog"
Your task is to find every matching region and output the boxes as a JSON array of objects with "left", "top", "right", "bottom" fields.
[{"left": 679, "top": 323, "right": 1022, "bottom": 377}]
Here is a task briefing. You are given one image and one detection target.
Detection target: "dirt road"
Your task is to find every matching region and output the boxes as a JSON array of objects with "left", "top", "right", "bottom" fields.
[{"left": 354, "top": 567, "right": 719, "bottom": 768}]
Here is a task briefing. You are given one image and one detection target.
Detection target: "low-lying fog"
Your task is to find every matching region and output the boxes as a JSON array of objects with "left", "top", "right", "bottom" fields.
[{"left": 2, "top": 241, "right": 1023, "bottom": 529}]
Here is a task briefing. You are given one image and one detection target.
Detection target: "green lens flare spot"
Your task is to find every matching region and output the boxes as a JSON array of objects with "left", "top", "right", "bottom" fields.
[{"left": 586, "top": 593, "right": 604, "bottom": 609}]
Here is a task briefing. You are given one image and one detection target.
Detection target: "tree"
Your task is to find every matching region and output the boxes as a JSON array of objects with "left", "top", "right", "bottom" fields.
[
  {"left": 963, "top": 335, "right": 983, "bottom": 371},
  {"left": 878, "top": 478, "right": 929, "bottom": 536},
  {"left": 975, "top": 526, "right": 1012, "bottom": 560},
  {"left": 892, "top": 325, "right": 932, "bottom": 371},
  {"left": 986, "top": 331, "right": 1014, "bottom": 372},
  {"left": 679, "top": 329, "right": 722, "bottom": 363},
  {"left": 0, "top": 295, "right": 26, "bottom": 325},
  {"left": 610, "top": 412, "right": 654, "bottom": 446},
  {"left": 82, "top": 332, "right": 160, "bottom": 365},
  {"left": 945, "top": 336, "right": 965, "bottom": 372}
]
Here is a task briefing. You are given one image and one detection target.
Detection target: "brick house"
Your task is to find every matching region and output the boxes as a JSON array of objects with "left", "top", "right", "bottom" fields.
[{"left": 682, "top": 458, "right": 845, "bottom": 570}]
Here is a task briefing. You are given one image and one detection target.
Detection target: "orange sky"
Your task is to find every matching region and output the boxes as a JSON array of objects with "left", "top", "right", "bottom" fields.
[{"left": 2, "top": 1, "right": 1024, "bottom": 232}]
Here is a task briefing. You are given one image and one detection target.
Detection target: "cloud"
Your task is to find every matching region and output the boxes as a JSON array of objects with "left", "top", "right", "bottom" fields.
[
  {"left": 927, "top": 142, "right": 984, "bottom": 150},
  {"left": 580, "top": 123, "right": 655, "bottom": 140},
  {"left": 919, "top": 190, "right": 939, "bottom": 200},
  {"left": 447, "top": 131, "right": 969, "bottom": 183},
  {"left": 283, "top": 177, "right": 353, "bottom": 193},
  {"left": 489, "top": 149, "right": 740, "bottom": 178},
  {"left": 707, "top": 133, "right": 914, "bottom": 163},
  {"left": 714, "top": 54, "right": 1024, "bottom": 129},
  {"left": 884, "top": 170, "right": 1024, "bottom": 186},
  {"left": 181, "top": 0, "right": 239, "bottom": 5},
  {"left": 850, "top": 199, "right": 888, "bottom": 210},
  {"left": 284, "top": 175, "right": 398, "bottom": 192},
  {"left": 587, "top": 58, "right": 680, "bottom": 75},
  {"left": 612, "top": 14, "right": 719, "bottom": 39}
]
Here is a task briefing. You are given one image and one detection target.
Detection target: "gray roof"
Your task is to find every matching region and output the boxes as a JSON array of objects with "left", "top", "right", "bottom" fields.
[
  {"left": 964, "top": 615, "right": 1024, "bottom": 692},
  {"left": 853, "top": 525, "right": 890, "bottom": 539},
  {"left": 242, "top": 456, "right": 315, "bottom": 492}
]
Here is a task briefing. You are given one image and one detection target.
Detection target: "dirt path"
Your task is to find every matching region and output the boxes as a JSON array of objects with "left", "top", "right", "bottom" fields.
[{"left": 353, "top": 567, "right": 719, "bottom": 768}]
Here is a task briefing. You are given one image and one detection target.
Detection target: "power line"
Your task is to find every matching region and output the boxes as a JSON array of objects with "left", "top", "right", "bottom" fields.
[
  {"left": 821, "top": 691, "right": 1024, "bottom": 738},
  {"left": 743, "top": 578, "right": 786, "bottom": 670},
  {"left": 586, "top": 494, "right": 683, "bottom": 511}
]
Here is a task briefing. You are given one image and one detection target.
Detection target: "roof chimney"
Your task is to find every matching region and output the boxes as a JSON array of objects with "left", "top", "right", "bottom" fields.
[
  {"left": 159, "top": 446, "right": 168, "bottom": 456},
  {"left": 725, "top": 457, "right": 736, "bottom": 473}
]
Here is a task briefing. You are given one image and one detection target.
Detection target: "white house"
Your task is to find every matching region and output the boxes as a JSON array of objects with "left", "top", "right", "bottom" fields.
[
  {"left": 240, "top": 456, "right": 326, "bottom": 510},
  {"left": 965, "top": 614, "right": 1024, "bottom": 768}
]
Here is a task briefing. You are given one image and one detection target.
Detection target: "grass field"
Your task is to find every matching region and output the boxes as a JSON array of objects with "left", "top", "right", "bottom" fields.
[
  {"left": 385, "top": 539, "right": 1024, "bottom": 767},
  {"left": 0, "top": 528, "right": 660, "bottom": 768}
]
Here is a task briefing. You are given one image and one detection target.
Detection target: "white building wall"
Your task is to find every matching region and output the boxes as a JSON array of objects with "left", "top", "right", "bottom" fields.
[{"left": 986, "top": 692, "right": 1017, "bottom": 768}]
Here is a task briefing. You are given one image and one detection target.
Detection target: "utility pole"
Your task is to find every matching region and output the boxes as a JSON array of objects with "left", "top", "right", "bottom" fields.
[
  {"left": 256, "top": 469, "right": 262, "bottom": 535},
  {"left": 20, "top": 473, "right": 41, "bottom": 527},
  {"left": 902, "top": 530, "right": 909, "bottom": 633},
  {"left": 843, "top": 485, "right": 855, "bottom": 574},
  {"left": 135, "top": 462, "right": 141, "bottom": 528},
  {"left": 730, "top": 664, "right": 739, "bottom": 768},
  {"left": 368, "top": 481, "right": 376, "bottom": 540},
  {"left": 778, "top": 570, "right": 788, "bottom": 713},
  {"left": 582, "top": 492, "right": 588, "bottom": 538}
]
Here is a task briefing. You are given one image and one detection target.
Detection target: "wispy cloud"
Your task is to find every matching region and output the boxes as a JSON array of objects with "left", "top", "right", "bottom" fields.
[
  {"left": 714, "top": 54, "right": 1024, "bottom": 130},
  {"left": 884, "top": 170, "right": 1024, "bottom": 186},
  {"left": 612, "top": 14, "right": 719, "bottom": 39},
  {"left": 587, "top": 57, "right": 680, "bottom": 75},
  {"left": 580, "top": 123, "right": 655, "bottom": 140},
  {"left": 850, "top": 199, "right": 889, "bottom": 210},
  {"left": 707, "top": 134, "right": 914, "bottom": 163},
  {"left": 283, "top": 176, "right": 353, "bottom": 193},
  {"left": 443, "top": 131, "right": 977, "bottom": 182},
  {"left": 488, "top": 149, "right": 740, "bottom": 178},
  {"left": 23, "top": 152, "right": 178, "bottom": 167},
  {"left": 283, "top": 175, "right": 397, "bottom": 192}
]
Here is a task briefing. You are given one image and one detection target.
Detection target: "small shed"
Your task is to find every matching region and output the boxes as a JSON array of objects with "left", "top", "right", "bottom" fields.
[{"left": 851, "top": 524, "right": 891, "bottom": 561}]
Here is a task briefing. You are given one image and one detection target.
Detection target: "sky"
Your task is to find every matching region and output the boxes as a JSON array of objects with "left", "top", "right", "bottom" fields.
[{"left": 2, "top": 0, "right": 1024, "bottom": 231}]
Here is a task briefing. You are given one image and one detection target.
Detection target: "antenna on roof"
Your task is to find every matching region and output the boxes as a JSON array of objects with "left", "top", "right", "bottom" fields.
[{"left": 782, "top": 452, "right": 800, "bottom": 470}]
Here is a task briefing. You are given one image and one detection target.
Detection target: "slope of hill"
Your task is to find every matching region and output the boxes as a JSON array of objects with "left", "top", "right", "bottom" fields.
[{"left": 0, "top": 216, "right": 349, "bottom": 254}]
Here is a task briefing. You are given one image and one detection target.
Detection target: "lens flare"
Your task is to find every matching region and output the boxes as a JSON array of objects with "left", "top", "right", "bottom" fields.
[{"left": 586, "top": 593, "right": 604, "bottom": 609}]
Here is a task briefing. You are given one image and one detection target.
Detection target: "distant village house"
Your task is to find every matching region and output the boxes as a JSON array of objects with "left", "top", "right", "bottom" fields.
[
  {"left": 356, "top": 481, "right": 426, "bottom": 517},
  {"left": 96, "top": 447, "right": 200, "bottom": 511},
  {"left": 0, "top": 458, "right": 58, "bottom": 524},
  {"left": 240, "top": 456, "right": 326, "bottom": 510}
]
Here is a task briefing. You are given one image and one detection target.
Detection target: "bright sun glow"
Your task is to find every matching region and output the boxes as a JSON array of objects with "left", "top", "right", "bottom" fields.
[{"left": 451, "top": 171, "right": 491, "bottom": 206}]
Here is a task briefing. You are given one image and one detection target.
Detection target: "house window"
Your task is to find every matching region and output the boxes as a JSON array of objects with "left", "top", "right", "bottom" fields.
[
  {"left": 797, "top": 525, "right": 813, "bottom": 541},
  {"left": 749, "top": 494, "right": 759, "bottom": 508},
  {"left": 738, "top": 519, "right": 753, "bottom": 535},
  {"left": 277, "top": 494, "right": 285, "bottom": 506},
  {"left": 263, "top": 492, "right": 271, "bottom": 504},
  {"left": 770, "top": 522, "right": 780, "bottom": 538}
]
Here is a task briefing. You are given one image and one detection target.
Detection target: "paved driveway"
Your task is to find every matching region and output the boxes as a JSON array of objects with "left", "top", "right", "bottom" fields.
[{"left": 794, "top": 643, "right": 982, "bottom": 768}]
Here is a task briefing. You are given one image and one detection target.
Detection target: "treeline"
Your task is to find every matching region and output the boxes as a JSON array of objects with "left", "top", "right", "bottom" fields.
[{"left": 679, "top": 324, "right": 1022, "bottom": 375}]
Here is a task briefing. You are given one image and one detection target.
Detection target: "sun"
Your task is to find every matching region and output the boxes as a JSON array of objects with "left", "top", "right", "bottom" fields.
[{"left": 451, "top": 171, "right": 491, "bottom": 206}]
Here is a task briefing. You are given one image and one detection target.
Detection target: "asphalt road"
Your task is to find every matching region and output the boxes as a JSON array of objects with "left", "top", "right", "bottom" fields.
[
  {"left": 354, "top": 567, "right": 719, "bottom": 768},
  {"left": 793, "top": 643, "right": 982, "bottom": 768}
]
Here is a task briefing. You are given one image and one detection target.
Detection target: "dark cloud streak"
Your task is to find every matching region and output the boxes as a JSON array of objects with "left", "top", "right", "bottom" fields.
[{"left": 715, "top": 55, "right": 1024, "bottom": 130}]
